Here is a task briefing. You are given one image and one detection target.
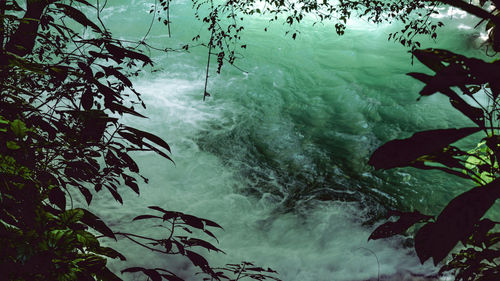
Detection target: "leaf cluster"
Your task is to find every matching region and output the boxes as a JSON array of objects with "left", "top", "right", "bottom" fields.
[
  {"left": 0, "top": 1, "right": 280, "bottom": 280},
  {"left": 368, "top": 2, "right": 500, "bottom": 280}
]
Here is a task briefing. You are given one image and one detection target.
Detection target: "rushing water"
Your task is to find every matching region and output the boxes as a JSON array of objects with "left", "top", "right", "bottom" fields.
[{"left": 86, "top": 1, "right": 491, "bottom": 280}]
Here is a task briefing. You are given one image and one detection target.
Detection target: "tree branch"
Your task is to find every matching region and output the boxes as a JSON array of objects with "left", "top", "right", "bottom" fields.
[{"left": 431, "top": 0, "right": 500, "bottom": 26}]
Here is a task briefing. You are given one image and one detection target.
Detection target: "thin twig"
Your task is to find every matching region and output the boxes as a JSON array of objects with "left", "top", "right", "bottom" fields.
[{"left": 203, "top": 33, "right": 213, "bottom": 101}]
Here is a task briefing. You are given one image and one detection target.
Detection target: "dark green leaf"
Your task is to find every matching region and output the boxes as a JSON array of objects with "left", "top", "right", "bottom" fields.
[
  {"left": 81, "top": 89, "right": 94, "bottom": 110},
  {"left": 132, "top": 215, "right": 162, "bottom": 221},
  {"left": 59, "top": 209, "right": 84, "bottom": 224},
  {"left": 117, "top": 151, "right": 139, "bottom": 173},
  {"left": 49, "top": 187, "right": 66, "bottom": 210},
  {"left": 412, "top": 49, "right": 446, "bottom": 72},
  {"left": 76, "top": 255, "right": 107, "bottom": 272},
  {"left": 78, "top": 185, "right": 93, "bottom": 205},
  {"left": 122, "top": 174, "right": 139, "bottom": 195},
  {"left": 121, "top": 268, "right": 161, "bottom": 281},
  {"left": 93, "top": 246, "right": 126, "bottom": 261},
  {"left": 185, "top": 238, "right": 224, "bottom": 253},
  {"left": 148, "top": 206, "right": 170, "bottom": 214},
  {"left": 106, "top": 184, "right": 123, "bottom": 204},
  {"left": 96, "top": 267, "right": 123, "bottom": 281},
  {"left": 202, "top": 218, "right": 223, "bottom": 229},
  {"left": 124, "top": 126, "right": 171, "bottom": 152},
  {"left": 80, "top": 209, "right": 116, "bottom": 240},
  {"left": 185, "top": 250, "right": 211, "bottom": 272},
  {"left": 181, "top": 214, "right": 204, "bottom": 229},
  {"left": 415, "top": 179, "right": 500, "bottom": 265},
  {"left": 100, "top": 65, "right": 133, "bottom": 87},
  {"left": 143, "top": 141, "right": 174, "bottom": 163},
  {"left": 408, "top": 72, "right": 484, "bottom": 127},
  {"left": 73, "top": 0, "right": 96, "bottom": 8},
  {"left": 55, "top": 3, "right": 102, "bottom": 32},
  {"left": 161, "top": 274, "right": 185, "bottom": 281},
  {"left": 369, "top": 127, "right": 481, "bottom": 169},
  {"left": 203, "top": 229, "right": 219, "bottom": 243},
  {"left": 369, "top": 210, "right": 433, "bottom": 240},
  {"left": 121, "top": 267, "right": 145, "bottom": 274},
  {"left": 108, "top": 103, "right": 147, "bottom": 118}
]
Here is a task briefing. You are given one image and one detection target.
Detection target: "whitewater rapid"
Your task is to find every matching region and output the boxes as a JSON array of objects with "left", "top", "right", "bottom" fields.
[{"left": 85, "top": 1, "right": 491, "bottom": 280}]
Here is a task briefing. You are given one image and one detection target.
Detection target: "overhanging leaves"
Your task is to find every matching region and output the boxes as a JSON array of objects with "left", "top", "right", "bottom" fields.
[
  {"left": 369, "top": 210, "right": 433, "bottom": 240},
  {"left": 369, "top": 127, "right": 481, "bottom": 169},
  {"left": 415, "top": 179, "right": 500, "bottom": 265},
  {"left": 80, "top": 209, "right": 116, "bottom": 240},
  {"left": 54, "top": 3, "right": 102, "bottom": 33},
  {"left": 123, "top": 127, "right": 171, "bottom": 153},
  {"left": 121, "top": 268, "right": 162, "bottom": 281},
  {"left": 407, "top": 72, "right": 484, "bottom": 128}
]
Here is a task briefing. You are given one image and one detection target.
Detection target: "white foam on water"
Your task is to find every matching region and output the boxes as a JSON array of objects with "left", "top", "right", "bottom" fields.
[
  {"left": 87, "top": 74, "right": 439, "bottom": 281},
  {"left": 86, "top": 2, "right": 493, "bottom": 280}
]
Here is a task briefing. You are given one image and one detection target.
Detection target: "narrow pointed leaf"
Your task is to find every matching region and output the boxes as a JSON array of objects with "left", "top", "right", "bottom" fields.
[
  {"left": 80, "top": 209, "right": 116, "bottom": 240},
  {"left": 369, "top": 210, "right": 433, "bottom": 240},
  {"left": 55, "top": 3, "right": 102, "bottom": 32},
  {"left": 124, "top": 126, "right": 171, "bottom": 152},
  {"left": 132, "top": 215, "right": 162, "bottom": 221}
]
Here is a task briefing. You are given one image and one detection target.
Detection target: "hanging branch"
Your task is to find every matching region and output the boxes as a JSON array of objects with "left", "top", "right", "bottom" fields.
[
  {"left": 167, "top": 0, "right": 171, "bottom": 37},
  {"left": 203, "top": 33, "right": 213, "bottom": 101}
]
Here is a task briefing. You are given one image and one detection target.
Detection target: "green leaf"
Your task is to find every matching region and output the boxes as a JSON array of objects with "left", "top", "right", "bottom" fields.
[
  {"left": 78, "top": 185, "right": 93, "bottom": 205},
  {"left": 0, "top": 116, "right": 8, "bottom": 124},
  {"left": 202, "top": 218, "right": 223, "bottom": 229},
  {"left": 407, "top": 72, "right": 485, "bottom": 127},
  {"left": 76, "top": 255, "right": 107, "bottom": 272},
  {"left": 76, "top": 231, "right": 100, "bottom": 247},
  {"left": 59, "top": 209, "right": 85, "bottom": 224},
  {"left": 143, "top": 142, "right": 174, "bottom": 163},
  {"left": 10, "top": 119, "right": 27, "bottom": 138},
  {"left": 6, "top": 141, "right": 20, "bottom": 150},
  {"left": 48, "top": 229, "right": 75, "bottom": 248}
]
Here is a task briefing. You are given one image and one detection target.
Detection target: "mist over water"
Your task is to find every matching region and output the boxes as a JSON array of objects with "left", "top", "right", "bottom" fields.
[{"left": 89, "top": 2, "right": 491, "bottom": 280}]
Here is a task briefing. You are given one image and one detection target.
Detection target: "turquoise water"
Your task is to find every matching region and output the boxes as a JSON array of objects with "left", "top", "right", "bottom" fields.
[{"left": 88, "top": 2, "right": 491, "bottom": 280}]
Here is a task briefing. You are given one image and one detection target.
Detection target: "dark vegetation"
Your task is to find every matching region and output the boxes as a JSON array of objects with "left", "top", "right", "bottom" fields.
[
  {"left": 1, "top": 0, "right": 500, "bottom": 280},
  {"left": 0, "top": 0, "right": 279, "bottom": 280},
  {"left": 367, "top": 1, "right": 500, "bottom": 280}
]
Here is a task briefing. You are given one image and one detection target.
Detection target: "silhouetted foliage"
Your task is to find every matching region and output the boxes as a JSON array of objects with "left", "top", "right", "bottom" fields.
[
  {"left": 4, "top": 0, "right": 500, "bottom": 280},
  {"left": 0, "top": 1, "right": 280, "bottom": 280},
  {"left": 368, "top": 1, "right": 500, "bottom": 280}
]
